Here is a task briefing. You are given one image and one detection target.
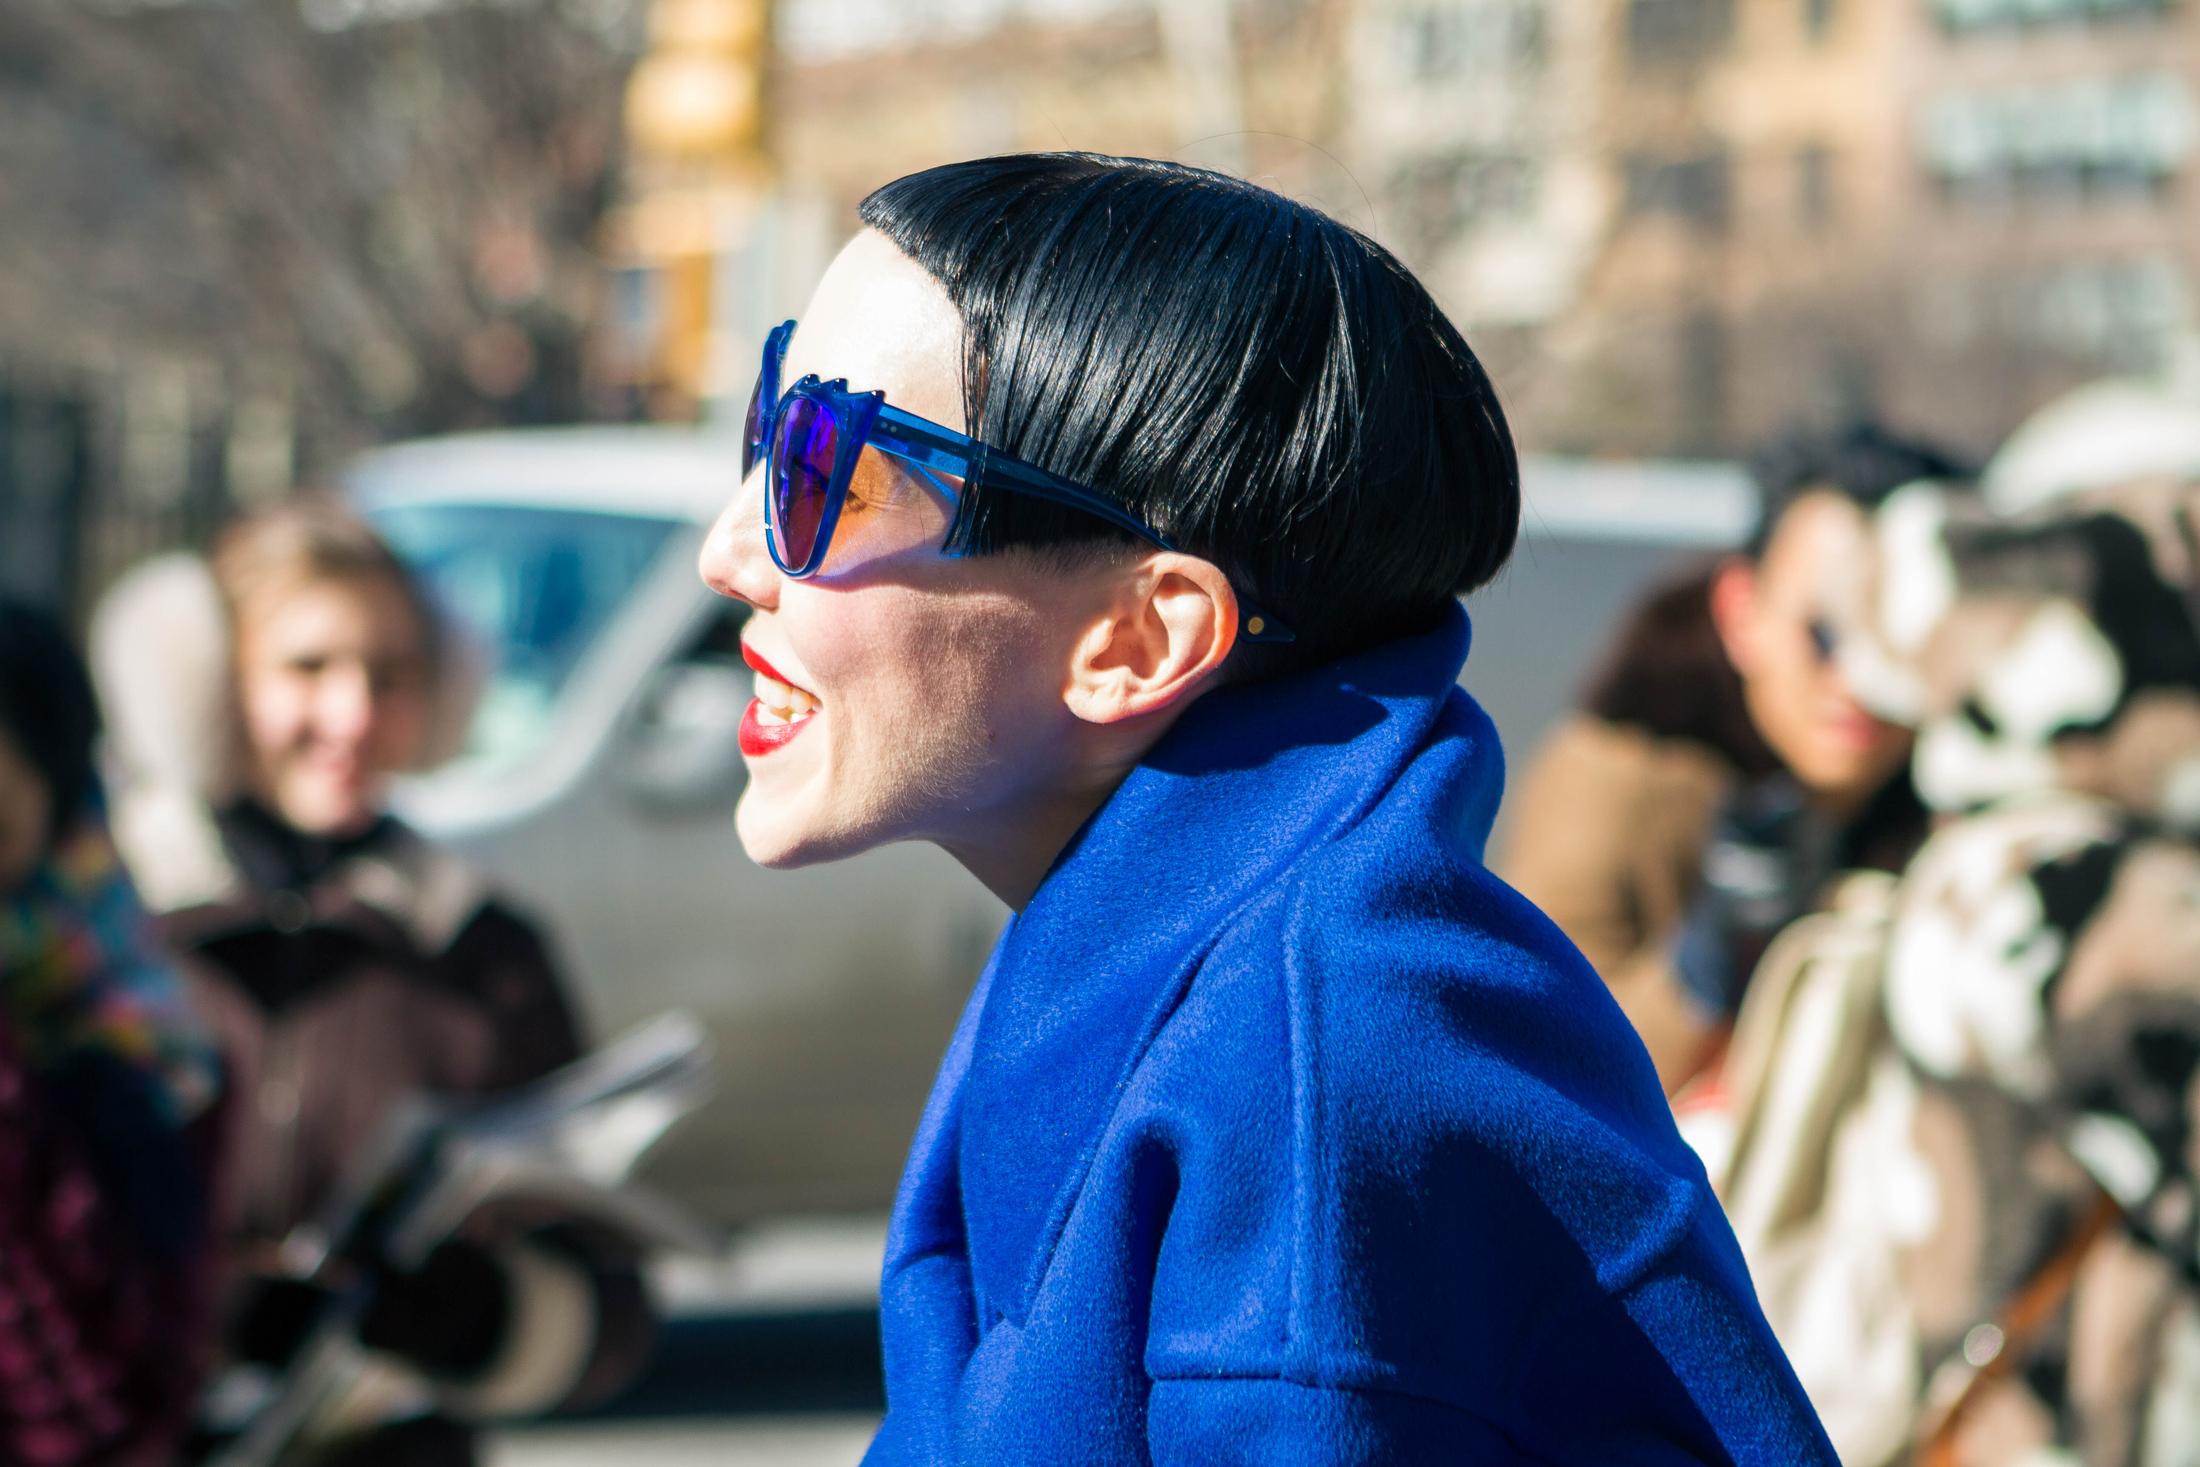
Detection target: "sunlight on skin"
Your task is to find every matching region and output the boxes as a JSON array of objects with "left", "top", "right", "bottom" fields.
[
  {"left": 234, "top": 574, "right": 431, "bottom": 839},
  {"left": 697, "top": 229, "right": 1244, "bottom": 910},
  {"left": 1711, "top": 491, "right": 1915, "bottom": 820}
]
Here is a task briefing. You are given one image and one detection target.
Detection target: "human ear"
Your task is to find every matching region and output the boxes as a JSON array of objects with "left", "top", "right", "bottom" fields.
[
  {"left": 1062, "top": 553, "right": 1237, "bottom": 726},
  {"left": 1707, "top": 557, "right": 1759, "bottom": 675}
]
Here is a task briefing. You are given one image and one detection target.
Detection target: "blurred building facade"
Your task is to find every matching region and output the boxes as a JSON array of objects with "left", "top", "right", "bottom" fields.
[
  {"left": 9, "top": 0, "right": 2198, "bottom": 617},
  {"left": 720, "top": 0, "right": 2199, "bottom": 462},
  {"left": 612, "top": 0, "right": 1368, "bottom": 417},
  {"left": 1880, "top": 0, "right": 2196, "bottom": 452},
  {"left": 0, "top": 0, "right": 639, "bottom": 619},
  {"left": 1337, "top": 0, "right": 2199, "bottom": 459}
]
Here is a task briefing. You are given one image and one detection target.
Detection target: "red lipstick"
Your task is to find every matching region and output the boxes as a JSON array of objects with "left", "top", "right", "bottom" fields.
[
  {"left": 740, "top": 643, "right": 796, "bottom": 686},
  {"left": 738, "top": 642, "right": 818, "bottom": 757}
]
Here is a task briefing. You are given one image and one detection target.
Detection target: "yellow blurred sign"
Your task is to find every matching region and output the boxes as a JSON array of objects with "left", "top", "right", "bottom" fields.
[{"left": 611, "top": 0, "right": 772, "bottom": 412}]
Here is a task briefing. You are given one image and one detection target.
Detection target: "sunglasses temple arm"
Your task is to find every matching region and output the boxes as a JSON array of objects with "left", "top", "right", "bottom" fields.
[
  {"left": 870, "top": 412, "right": 1176, "bottom": 551},
  {"left": 868, "top": 409, "right": 1294, "bottom": 643},
  {"left": 983, "top": 460, "right": 1182, "bottom": 551},
  {"left": 949, "top": 450, "right": 1296, "bottom": 640}
]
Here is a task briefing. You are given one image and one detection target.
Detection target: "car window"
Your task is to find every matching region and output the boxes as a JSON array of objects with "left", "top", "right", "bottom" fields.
[{"left": 368, "top": 503, "right": 679, "bottom": 774}]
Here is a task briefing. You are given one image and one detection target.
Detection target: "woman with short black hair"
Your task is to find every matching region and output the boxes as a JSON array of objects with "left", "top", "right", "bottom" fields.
[{"left": 702, "top": 152, "right": 1832, "bottom": 1464}]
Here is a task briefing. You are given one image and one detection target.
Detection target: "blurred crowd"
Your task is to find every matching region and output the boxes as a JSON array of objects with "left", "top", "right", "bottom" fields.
[
  {"left": 1501, "top": 402, "right": 2200, "bottom": 1466},
  {"left": 8, "top": 370, "right": 2200, "bottom": 1466}
]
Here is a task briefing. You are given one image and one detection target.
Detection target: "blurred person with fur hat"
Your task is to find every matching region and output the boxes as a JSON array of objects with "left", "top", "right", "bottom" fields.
[
  {"left": 0, "top": 598, "right": 223, "bottom": 1467},
  {"left": 1499, "top": 422, "right": 1962, "bottom": 1093},
  {"left": 1706, "top": 470, "right": 2200, "bottom": 1465},
  {"left": 91, "top": 500, "right": 646, "bottom": 1467}
]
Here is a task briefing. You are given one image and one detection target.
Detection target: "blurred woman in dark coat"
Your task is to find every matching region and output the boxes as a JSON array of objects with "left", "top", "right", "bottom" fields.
[{"left": 90, "top": 502, "right": 646, "bottom": 1466}]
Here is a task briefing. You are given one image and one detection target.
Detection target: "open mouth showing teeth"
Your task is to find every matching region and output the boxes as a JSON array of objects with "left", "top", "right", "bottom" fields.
[
  {"left": 739, "top": 645, "right": 819, "bottom": 756},
  {"left": 750, "top": 670, "right": 819, "bottom": 726}
]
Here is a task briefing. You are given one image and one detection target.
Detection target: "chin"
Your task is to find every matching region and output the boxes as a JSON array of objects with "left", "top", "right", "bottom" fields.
[
  {"left": 275, "top": 771, "right": 386, "bottom": 838},
  {"left": 1797, "top": 751, "right": 1894, "bottom": 804},
  {"left": 734, "top": 786, "right": 875, "bottom": 869},
  {"left": 285, "top": 800, "right": 379, "bottom": 838}
]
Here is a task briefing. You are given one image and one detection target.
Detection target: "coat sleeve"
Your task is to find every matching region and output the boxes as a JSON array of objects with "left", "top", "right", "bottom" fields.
[
  {"left": 1505, "top": 1207, "right": 1839, "bottom": 1467},
  {"left": 1145, "top": 1235, "right": 1832, "bottom": 1467}
]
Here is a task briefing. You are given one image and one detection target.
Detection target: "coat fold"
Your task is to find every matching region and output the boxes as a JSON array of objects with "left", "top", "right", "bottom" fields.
[{"left": 867, "top": 605, "right": 1833, "bottom": 1466}]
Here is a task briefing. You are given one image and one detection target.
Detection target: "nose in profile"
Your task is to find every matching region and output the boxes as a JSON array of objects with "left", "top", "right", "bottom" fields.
[{"left": 701, "top": 471, "right": 778, "bottom": 610}]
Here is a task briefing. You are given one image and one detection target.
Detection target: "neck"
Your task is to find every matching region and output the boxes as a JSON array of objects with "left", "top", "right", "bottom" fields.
[
  {"left": 220, "top": 797, "right": 390, "bottom": 892},
  {"left": 1804, "top": 781, "right": 1871, "bottom": 826},
  {"left": 936, "top": 716, "right": 1183, "bottom": 910},
  {"left": 939, "top": 774, "right": 1125, "bottom": 911}
]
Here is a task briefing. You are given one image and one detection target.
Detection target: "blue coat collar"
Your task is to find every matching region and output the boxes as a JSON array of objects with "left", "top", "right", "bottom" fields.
[{"left": 961, "top": 604, "right": 1491, "bottom": 1326}]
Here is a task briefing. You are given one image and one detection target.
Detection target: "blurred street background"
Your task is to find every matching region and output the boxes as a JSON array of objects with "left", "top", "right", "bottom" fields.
[
  {"left": 1, "top": 0, "right": 2193, "bottom": 1457},
  {"left": 4, "top": 0, "right": 2187, "bottom": 617}
]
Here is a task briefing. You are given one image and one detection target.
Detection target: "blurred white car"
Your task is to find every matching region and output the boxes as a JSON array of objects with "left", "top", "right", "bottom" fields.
[
  {"left": 347, "top": 428, "right": 1751, "bottom": 1230},
  {"left": 349, "top": 427, "right": 1009, "bottom": 1228}
]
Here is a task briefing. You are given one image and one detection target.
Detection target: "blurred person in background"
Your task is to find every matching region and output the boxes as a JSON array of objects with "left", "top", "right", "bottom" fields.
[
  {"left": 89, "top": 502, "right": 647, "bottom": 1467},
  {"left": 0, "top": 600, "right": 223, "bottom": 1467},
  {"left": 1499, "top": 424, "right": 1965, "bottom": 1093},
  {"left": 1706, "top": 472, "right": 2200, "bottom": 1465}
]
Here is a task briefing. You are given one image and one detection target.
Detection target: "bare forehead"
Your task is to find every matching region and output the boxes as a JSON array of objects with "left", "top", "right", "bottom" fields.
[
  {"left": 783, "top": 229, "right": 968, "bottom": 436},
  {"left": 1760, "top": 489, "right": 1867, "bottom": 596},
  {"left": 239, "top": 574, "right": 426, "bottom": 659}
]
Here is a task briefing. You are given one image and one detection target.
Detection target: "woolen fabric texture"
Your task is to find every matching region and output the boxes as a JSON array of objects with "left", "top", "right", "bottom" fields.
[{"left": 863, "top": 604, "right": 1835, "bottom": 1465}]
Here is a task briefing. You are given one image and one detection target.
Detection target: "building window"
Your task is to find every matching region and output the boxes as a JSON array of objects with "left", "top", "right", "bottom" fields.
[
  {"left": 1626, "top": 0, "right": 1734, "bottom": 65},
  {"left": 1919, "top": 74, "right": 2196, "bottom": 202},
  {"left": 1389, "top": 154, "right": 1536, "bottom": 257},
  {"left": 1396, "top": 0, "right": 1544, "bottom": 81},
  {"left": 1797, "top": 144, "right": 1834, "bottom": 226},
  {"left": 778, "top": 0, "right": 1148, "bottom": 63},
  {"left": 1913, "top": 259, "right": 2192, "bottom": 363},
  {"left": 1932, "top": 0, "right": 2163, "bottom": 32},
  {"left": 2029, "top": 256, "right": 2191, "bottom": 365},
  {"left": 1624, "top": 151, "right": 1730, "bottom": 226}
]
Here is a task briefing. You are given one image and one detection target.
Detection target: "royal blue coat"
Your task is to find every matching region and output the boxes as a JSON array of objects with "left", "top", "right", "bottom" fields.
[{"left": 862, "top": 606, "right": 1834, "bottom": 1465}]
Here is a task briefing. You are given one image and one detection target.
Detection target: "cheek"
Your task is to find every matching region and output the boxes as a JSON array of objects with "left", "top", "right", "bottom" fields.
[
  {"left": 787, "top": 579, "right": 1060, "bottom": 793},
  {"left": 1725, "top": 606, "right": 1785, "bottom": 687},
  {"left": 239, "top": 668, "right": 313, "bottom": 758},
  {"left": 1744, "top": 642, "right": 1815, "bottom": 723},
  {"left": 368, "top": 690, "right": 431, "bottom": 763},
  {"left": 797, "top": 588, "right": 979, "bottom": 747}
]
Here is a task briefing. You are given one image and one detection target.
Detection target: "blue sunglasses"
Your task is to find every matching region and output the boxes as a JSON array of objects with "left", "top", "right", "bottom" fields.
[{"left": 741, "top": 319, "right": 1295, "bottom": 644}]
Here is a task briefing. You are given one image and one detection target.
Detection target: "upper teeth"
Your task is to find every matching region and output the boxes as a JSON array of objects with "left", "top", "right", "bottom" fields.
[{"left": 754, "top": 671, "right": 820, "bottom": 726}]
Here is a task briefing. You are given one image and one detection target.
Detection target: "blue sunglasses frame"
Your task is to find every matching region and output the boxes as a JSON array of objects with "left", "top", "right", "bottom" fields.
[{"left": 743, "top": 319, "right": 1294, "bottom": 644}]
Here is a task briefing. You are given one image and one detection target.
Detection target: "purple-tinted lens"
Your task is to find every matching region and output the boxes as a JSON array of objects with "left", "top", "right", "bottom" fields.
[
  {"left": 741, "top": 376, "right": 766, "bottom": 477},
  {"left": 772, "top": 396, "right": 840, "bottom": 572}
]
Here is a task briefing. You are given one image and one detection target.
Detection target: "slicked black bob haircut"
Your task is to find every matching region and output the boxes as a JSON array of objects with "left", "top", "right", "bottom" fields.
[{"left": 858, "top": 153, "right": 1520, "bottom": 673}]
